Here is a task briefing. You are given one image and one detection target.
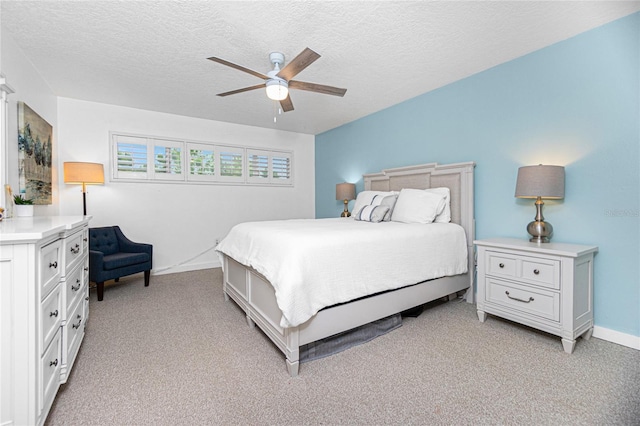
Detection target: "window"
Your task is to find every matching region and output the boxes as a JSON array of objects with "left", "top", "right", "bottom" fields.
[
  {"left": 152, "top": 139, "right": 183, "bottom": 180},
  {"left": 114, "top": 135, "right": 148, "bottom": 179},
  {"left": 187, "top": 143, "right": 216, "bottom": 181},
  {"left": 219, "top": 146, "right": 244, "bottom": 182},
  {"left": 247, "top": 149, "right": 292, "bottom": 185},
  {"left": 111, "top": 133, "right": 292, "bottom": 186}
]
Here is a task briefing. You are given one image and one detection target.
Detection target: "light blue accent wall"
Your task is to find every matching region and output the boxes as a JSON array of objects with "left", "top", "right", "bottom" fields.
[{"left": 315, "top": 13, "right": 640, "bottom": 337}]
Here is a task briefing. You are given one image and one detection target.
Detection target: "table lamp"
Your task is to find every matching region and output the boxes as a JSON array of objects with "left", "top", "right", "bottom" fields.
[
  {"left": 336, "top": 183, "right": 356, "bottom": 217},
  {"left": 515, "top": 164, "right": 565, "bottom": 243}
]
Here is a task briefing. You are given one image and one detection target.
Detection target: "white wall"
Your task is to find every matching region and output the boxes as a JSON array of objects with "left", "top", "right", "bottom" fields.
[
  {"left": 57, "top": 98, "right": 315, "bottom": 274},
  {"left": 1, "top": 31, "right": 58, "bottom": 216}
]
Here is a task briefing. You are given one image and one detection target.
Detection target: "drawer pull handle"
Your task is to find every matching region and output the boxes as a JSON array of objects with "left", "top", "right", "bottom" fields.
[
  {"left": 49, "top": 310, "right": 59, "bottom": 317},
  {"left": 499, "top": 263, "right": 504, "bottom": 268},
  {"left": 72, "top": 317, "right": 82, "bottom": 329},
  {"left": 85, "top": 297, "right": 90, "bottom": 301},
  {"left": 84, "top": 267, "right": 89, "bottom": 272},
  {"left": 49, "top": 359, "right": 58, "bottom": 367},
  {"left": 70, "top": 244, "right": 80, "bottom": 254},
  {"left": 505, "top": 291, "right": 534, "bottom": 303},
  {"left": 49, "top": 261, "right": 58, "bottom": 269},
  {"left": 72, "top": 284, "right": 81, "bottom": 291},
  {"left": 533, "top": 269, "right": 540, "bottom": 275},
  {"left": 83, "top": 238, "right": 88, "bottom": 242}
]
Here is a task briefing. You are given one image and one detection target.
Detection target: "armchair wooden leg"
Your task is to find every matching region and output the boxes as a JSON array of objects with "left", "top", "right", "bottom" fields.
[
  {"left": 97, "top": 282, "right": 104, "bottom": 301},
  {"left": 144, "top": 270, "right": 150, "bottom": 287}
]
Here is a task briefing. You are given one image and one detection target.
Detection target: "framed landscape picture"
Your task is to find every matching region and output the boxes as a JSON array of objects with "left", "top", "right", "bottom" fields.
[{"left": 18, "top": 102, "right": 52, "bottom": 204}]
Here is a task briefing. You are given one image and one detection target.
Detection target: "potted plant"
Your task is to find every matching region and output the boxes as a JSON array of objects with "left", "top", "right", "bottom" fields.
[{"left": 13, "top": 194, "right": 34, "bottom": 217}]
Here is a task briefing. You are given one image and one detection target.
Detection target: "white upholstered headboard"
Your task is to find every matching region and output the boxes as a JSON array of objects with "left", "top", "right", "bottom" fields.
[{"left": 364, "top": 162, "right": 476, "bottom": 301}]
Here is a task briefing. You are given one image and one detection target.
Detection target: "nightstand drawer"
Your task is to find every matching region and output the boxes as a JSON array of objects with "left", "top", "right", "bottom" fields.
[
  {"left": 485, "top": 278, "right": 560, "bottom": 322},
  {"left": 486, "top": 250, "right": 559, "bottom": 290},
  {"left": 488, "top": 254, "right": 517, "bottom": 277}
]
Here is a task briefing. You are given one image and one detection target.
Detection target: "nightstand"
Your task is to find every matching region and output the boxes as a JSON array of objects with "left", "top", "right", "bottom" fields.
[{"left": 475, "top": 238, "right": 598, "bottom": 353}]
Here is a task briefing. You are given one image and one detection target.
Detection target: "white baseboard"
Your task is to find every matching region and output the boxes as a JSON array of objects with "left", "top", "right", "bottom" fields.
[
  {"left": 153, "top": 259, "right": 221, "bottom": 276},
  {"left": 593, "top": 326, "right": 640, "bottom": 350}
]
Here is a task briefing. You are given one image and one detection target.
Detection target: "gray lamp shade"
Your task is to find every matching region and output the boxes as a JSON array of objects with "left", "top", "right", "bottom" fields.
[
  {"left": 515, "top": 165, "right": 565, "bottom": 199},
  {"left": 336, "top": 182, "right": 356, "bottom": 201}
]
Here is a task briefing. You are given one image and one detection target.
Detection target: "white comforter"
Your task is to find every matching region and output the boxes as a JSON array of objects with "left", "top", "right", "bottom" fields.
[{"left": 216, "top": 218, "right": 468, "bottom": 328}]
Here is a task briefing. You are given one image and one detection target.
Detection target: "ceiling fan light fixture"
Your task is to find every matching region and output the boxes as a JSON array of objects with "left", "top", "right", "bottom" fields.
[{"left": 266, "top": 79, "right": 289, "bottom": 101}]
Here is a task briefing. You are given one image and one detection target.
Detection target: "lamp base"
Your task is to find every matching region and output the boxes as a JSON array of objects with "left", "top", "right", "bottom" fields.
[
  {"left": 526, "top": 197, "right": 554, "bottom": 243},
  {"left": 341, "top": 199, "right": 351, "bottom": 217},
  {"left": 527, "top": 220, "right": 553, "bottom": 243}
]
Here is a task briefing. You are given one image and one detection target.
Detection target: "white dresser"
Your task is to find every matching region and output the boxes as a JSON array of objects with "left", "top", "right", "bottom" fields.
[
  {"left": 475, "top": 238, "right": 598, "bottom": 353},
  {"left": 0, "top": 216, "right": 91, "bottom": 426}
]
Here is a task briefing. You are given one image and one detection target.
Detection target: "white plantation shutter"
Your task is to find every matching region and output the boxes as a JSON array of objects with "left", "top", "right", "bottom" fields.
[
  {"left": 152, "top": 139, "right": 183, "bottom": 180},
  {"left": 218, "top": 146, "right": 244, "bottom": 182},
  {"left": 113, "top": 135, "right": 149, "bottom": 179},
  {"left": 272, "top": 152, "right": 292, "bottom": 184},
  {"left": 188, "top": 143, "right": 216, "bottom": 181},
  {"left": 247, "top": 150, "right": 293, "bottom": 185}
]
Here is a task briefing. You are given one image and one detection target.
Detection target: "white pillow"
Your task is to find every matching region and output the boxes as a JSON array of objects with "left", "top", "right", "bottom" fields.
[
  {"left": 425, "top": 187, "right": 451, "bottom": 223},
  {"left": 352, "top": 191, "right": 397, "bottom": 218},
  {"left": 391, "top": 188, "right": 446, "bottom": 224},
  {"left": 353, "top": 194, "right": 398, "bottom": 222},
  {"left": 353, "top": 204, "right": 390, "bottom": 223}
]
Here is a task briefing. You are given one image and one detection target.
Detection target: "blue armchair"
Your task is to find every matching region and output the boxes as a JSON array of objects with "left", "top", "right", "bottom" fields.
[{"left": 89, "top": 226, "right": 153, "bottom": 301}]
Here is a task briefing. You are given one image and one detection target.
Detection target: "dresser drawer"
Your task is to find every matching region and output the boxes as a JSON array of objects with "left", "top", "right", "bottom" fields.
[
  {"left": 485, "top": 278, "right": 560, "bottom": 322},
  {"left": 66, "top": 299, "right": 85, "bottom": 361},
  {"left": 65, "top": 263, "right": 85, "bottom": 310},
  {"left": 64, "top": 229, "right": 86, "bottom": 274},
  {"left": 41, "top": 330, "right": 61, "bottom": 414},
  {"left": 485, "top": 250, "right": 560, "bottom": 290},
  {"left": 41, "top": 285, "right": 62, "bottom": 352},
  {"left": 40, "top": 240, "right": 62, "bottom": 298}
]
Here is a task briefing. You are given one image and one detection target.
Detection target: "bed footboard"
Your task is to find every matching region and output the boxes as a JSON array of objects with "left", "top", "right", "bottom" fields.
[
  {"left": 224, "top": 255, "right": 301, "bottom": 376},
  {"left": 223, "top": 254, "right": 470, "bottom": 377}
]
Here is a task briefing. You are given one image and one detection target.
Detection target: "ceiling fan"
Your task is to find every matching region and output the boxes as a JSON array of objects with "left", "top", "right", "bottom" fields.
[{"left": 207, "top": 47, "right": 347, "bottom": 112}]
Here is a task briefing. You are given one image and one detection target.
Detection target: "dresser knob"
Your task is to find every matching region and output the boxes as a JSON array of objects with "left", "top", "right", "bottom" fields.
[
  {"left": 533, "top": 269, "right": 540, "bottom": 275},
  {"left": 72, "top": 316, "right": 82, "bottom": 329},
  {"left": 49, "top": 359, "right": 58, "bottom": 367},
  {"left": 49, "top": 261, "right": 58, "bottom": 269},
  {"left": 49, "top": 310, "right": 59, "bottom": 317},
  {"left": 499, "top": 263, "right": 504, "bottom": 268}
]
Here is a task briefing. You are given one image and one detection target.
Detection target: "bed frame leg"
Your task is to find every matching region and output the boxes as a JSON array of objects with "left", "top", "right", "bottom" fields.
[
  {"left": 286, "top": 359, "right": 299, "bottom": 377},
  {"left": 447, "top": 292, "right": 457, "bottom": 301},
  {"left": 246, "top": 315, "right": 255, "bottom": 328}
]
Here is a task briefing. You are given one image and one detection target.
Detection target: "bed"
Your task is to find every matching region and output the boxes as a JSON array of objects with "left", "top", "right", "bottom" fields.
[{"left": 217, "top": 161, "right": 475, "bottom": 376}]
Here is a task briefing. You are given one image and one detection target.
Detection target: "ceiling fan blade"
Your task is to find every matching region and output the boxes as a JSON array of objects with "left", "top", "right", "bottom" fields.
[
  {"left": 217, "top": 83, "right": 266, "bottom": 97},
  {"left": 276, "top": 48, "right": 321, "bottom": 81},
  {"left": 289, "top": 80, "right": 347, "bottom": 97},
  {"left": 207, "top": 56, "right": 270, "bottom": 80},
  {"left": 280, "top": 95, "right": 294, "bottom": 112}
]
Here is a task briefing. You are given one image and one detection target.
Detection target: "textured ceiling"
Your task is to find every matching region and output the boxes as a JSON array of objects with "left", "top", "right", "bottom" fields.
[{"left": 2, "top": 1, "right": 639, "bottom": 135}]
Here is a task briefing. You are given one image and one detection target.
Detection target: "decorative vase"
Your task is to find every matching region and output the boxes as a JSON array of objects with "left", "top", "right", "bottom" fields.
[{"left": 15, "top": 205, "right": 34, "bottom": 217}]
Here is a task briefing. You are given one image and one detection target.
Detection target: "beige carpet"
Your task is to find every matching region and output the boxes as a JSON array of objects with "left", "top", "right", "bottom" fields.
[{"left": 46, "top": 269, "right": 639, "bottom": 425}]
